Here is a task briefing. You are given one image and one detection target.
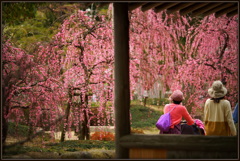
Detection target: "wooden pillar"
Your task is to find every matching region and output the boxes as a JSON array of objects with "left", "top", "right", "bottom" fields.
[{"left": 113, "top": 3, "right": 130, "bottom": 159}]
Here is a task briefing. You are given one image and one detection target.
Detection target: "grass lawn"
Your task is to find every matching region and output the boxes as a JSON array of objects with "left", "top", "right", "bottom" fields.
[{"left": 3, "top": 102, "right": 163, "bottom": 158}]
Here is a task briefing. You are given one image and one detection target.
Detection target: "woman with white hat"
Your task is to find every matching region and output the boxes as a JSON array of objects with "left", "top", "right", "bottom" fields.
[{"left": 204, "top": 80, "right": 237, "bottom": 136}]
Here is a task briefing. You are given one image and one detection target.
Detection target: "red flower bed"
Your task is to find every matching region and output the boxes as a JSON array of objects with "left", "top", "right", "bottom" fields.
[{"left": 90, "top": 131, "right": 115, "bottom": 141}]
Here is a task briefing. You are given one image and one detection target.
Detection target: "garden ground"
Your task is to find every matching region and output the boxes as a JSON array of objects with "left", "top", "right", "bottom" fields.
[{"left": 2, "top": 103, "right": 163, "bottom": 159}]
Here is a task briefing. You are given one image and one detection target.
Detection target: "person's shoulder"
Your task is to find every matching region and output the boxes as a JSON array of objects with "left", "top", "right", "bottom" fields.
[
  {"left": 164, "top": 104, "right": 171, "bottom": 109},
  {"left": 205, "top": 98, "right": 211, "bottom": 103},
  {"left": 177, "top": 104, "right": 187, "bottom": 110},
  {"left": 164, "top": 104, "right": 171, "bottom": 107},
  {"left": 221, "top": 99, "right": 231, "bottom": 106}
]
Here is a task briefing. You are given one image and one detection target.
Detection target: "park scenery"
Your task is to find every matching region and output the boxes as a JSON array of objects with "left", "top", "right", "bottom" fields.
[{"left": 2, "top": 2, "right": 238, "bottom": 159}]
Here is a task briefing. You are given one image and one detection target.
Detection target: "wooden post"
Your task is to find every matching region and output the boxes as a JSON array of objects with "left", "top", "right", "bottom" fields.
[{"left": 113, "top": 3, "right": 130, "bottom": 159}]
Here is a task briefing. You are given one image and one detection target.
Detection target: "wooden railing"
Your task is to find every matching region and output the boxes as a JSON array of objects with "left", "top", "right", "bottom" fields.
[{"left": 120, "top": 134, "right": 238, "bottom": 159}]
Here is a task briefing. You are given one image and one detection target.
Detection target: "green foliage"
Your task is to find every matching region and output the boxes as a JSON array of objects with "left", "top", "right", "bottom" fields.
[
  {"left": 130, "top": 105, "right": 162, "bottom": 128},
  {"left": 2, "top": 2, "right": 43, "bottom": 26},
  {"left": 146, "top": 98, "right": 169, "bottom": 106},
  {"left": 4, "top": 140, "right": 114, "bottom": 155},
  {"left": 91, "top": 102, "right": 100, "bottom": 108},
  {"left": 3, "top": 10, "right": 60, "bottom": 52},
  {"left": 7, "top": 122, "right": 29, "bottom": 137},
  {"left": 3, "top": 145, "right": 47, "bottom": 155},
  {"left": 158, "top": 60, "right": 164, "bottom": 65},
  {"left": 7, "top": 122, "right": 52, "bottom": 140}
]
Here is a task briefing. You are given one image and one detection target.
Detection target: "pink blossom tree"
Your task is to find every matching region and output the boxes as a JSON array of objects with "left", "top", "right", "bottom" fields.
[
  {"left": 53, "top": 9, "right": 114, "bottom": 141},
  {"left": 2, "top": 40, "right": 65, "bottom": 146},
  {"left": 129, "top": 9, "right": 238, "bottom": 116}
]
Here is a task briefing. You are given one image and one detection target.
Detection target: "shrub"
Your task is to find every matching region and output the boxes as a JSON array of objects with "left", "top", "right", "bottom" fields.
[{"left": 90, "top": 132, "right": 114, "bottom": 141}]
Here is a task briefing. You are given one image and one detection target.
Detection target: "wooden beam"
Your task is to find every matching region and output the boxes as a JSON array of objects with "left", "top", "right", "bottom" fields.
[
  {"left": 129, "top": 2, "right": 147, "bottom": 11},
  {"left": 166, "top": 2, "right": 195, "bottom": 14},
  {"left": 202, "top": 3, "right": 235, "bottom": 17},
  {"left": 154, "top": 2, "right": 179, "bottom": 13},
  {"left": 120, "top": 134, "right": 238, "bottom": 152},
  {"left": 180, "top": 2, "right": 211, "bottom": 16},
  {"left": 191, "top": 3, "right": 224, "bottom": 17},
  {"left": 113, "top": 3, "right": 131, "bottom": 159},
  {"left": 227, "top": 9, "right": 238, "bottom": 17},
  {"left": 141, "top": 2, "right": 163, "bottom": 12},
  {"left": 215, "top": 4, "right": 238, "bottom": 18}
]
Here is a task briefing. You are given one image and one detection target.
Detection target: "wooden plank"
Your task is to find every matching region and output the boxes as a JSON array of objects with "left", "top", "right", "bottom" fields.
[
  {"left": 166, "top": 2, "right": 195, "bottom": 14},
  {"left": 202, "top": 3, "right": 235, "bottom": 17},
  {"left": 215, "top": 4, "right": 238, "bottom": 18},
  {"left": 180, "top": 2, "right": 211, "bottom": 16},
  {"left": 128, "top": 2, "right": 147, "bottom": 11},
  {"left": 141, "top": 3, "right": 163, "bottom": 12},
  {"left": 227, "top": 9, "right": 238, "bottom": 17},
  {"left": 154, "top": 2, "right": 179, "bottom": 13},
  {"left": 191, "top": 3, "right": 224, "bottom": 16},
  {"left": 130, "top": 148, "right": 167, "bottom": 159},
  {"left": 120, "top": 134, "right": 238, "bottom": 152}
]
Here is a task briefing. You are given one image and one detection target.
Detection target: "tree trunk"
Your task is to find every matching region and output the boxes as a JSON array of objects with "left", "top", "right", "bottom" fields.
[
  {"left": 143, "top": 97, "right": 148, "bottom": 107},
  {"left": 78, "top": 93, "right": 90, "bottom": 140},
  {"left": 78, "top": 122, "right": 85, "bottom": 140},
  {"left": 60, "top": 88, "right": 72, "bottom": 142},
  {"left": 84, "top": 94, "right": 90, "bottom": 140},
  {"left": 27, "top": 123, "right": 34, "bottom": 140}
]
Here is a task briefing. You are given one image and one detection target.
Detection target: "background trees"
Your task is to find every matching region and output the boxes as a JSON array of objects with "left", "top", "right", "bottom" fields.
[
  {"left": 53, "top": 9, "right": 113, "bottom": 141},
  {"left": 129, "top": 9, "right": 238, "bottom": 115},
  {"left": 2, "top": 3, "right": 238, "bottom": 147}
]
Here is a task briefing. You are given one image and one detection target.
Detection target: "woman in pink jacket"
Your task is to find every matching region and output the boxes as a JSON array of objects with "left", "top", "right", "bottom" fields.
[{"left": 160, "top": 90, "right": 194, "bottom": 134}]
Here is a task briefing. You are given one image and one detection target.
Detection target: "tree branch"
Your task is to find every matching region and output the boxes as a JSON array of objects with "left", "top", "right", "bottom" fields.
[
  {"left": 218, "top": 31, "right": 229, "bottom": 60},
  {"left": 204, "top": 63, "right": 216, "bottom": 70},
  {"left": 11, "top": 105, "right": 30, "bottom": 109}
]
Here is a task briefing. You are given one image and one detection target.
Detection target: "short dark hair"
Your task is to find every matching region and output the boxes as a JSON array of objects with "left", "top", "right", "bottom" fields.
[
  {"left": 211, "top": 97, "right": 225, "bottom": 103},
  {"left": 173, "top": 100, "right": 182, "bottom": 104}
]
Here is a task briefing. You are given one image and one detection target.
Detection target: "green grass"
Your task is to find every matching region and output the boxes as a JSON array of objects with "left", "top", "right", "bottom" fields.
[
  {"left": 7, "top": 122, "right": 29, "bottom": 137},
  {"left": 56, "top": 140, "right": 114, "bottom": 150},
  {"left": 5, "top": 103, "right": 162, "bottom": 156},
  {"left": 130, "top": 104, "right": 163, "bottom": 129},
  {"left": 4, "top": 140, "right": 115, "bottom": 155}
]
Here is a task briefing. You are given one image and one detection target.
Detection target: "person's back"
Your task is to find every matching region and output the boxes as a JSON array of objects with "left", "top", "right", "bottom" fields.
[
  {"left": 204, "top": 98, "right": 236, "bottom": 136},
  {"left": 204, "top": 80, "right": 236, "bottom": 136},
  {"left": 159, "top": 90, "right": 194, "bottom": 134}
]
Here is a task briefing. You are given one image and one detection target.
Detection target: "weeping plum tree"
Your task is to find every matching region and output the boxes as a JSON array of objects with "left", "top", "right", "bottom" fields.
[
  {"left": 175, "top": 15, "right": 238, "bottom": 114},
  {"left": 129, "top": 9, "right": 238, "bottom": 115},
  {"left": 3, "top": 5, "right": 237, "bottom": 146},
  {"left": 53, "top": 9, "right": 113, "bottom": 141},
  {"left": 2, "top": 8, "right": 114, "bottom": 144},
  {"left": 2, "top": 40, "right": 65, "bottom": 147},
  {"left": 129, "top": 9, "right": 169, "bottom": 99}
]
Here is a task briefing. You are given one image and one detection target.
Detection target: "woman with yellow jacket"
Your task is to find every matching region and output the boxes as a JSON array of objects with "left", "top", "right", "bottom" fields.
[{"left": 204, "top": 80, "right": 237, "bottom": 136}]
